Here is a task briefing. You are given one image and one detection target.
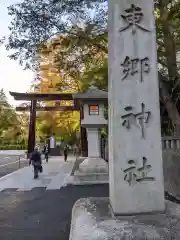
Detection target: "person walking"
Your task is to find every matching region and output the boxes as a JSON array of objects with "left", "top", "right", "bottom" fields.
[
  {"left": 43, "top": 144, "right": 49, "bottom": 163},
  {"left": 63, "top": 145, "right": 69, "bottom": 162},
  {"left": 73, "top": 144, "right": 77, "bottom": 156},
  {"left": 29, "top": 146, "right": 42, "bottom": 179}
]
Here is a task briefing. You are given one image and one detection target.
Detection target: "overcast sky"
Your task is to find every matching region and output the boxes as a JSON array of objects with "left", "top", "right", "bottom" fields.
[{"left": 0, "top": 0, "right": 34, "bottom": 106}]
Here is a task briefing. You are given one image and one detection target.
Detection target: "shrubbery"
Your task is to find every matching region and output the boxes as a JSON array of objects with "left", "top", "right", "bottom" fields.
[{"left": 0, "top": 145, "right": 27, "bottom": 150}]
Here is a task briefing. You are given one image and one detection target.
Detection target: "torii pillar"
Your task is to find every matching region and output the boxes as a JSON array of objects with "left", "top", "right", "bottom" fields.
[{"left": 27, "top": 100, "right": 37, "bottom": 155}]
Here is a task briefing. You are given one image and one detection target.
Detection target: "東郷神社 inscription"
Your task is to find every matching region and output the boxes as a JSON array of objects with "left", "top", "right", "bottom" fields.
[
  {"left": 123, "top": 157, "right": 155, "bottom": 186},
  {"left": 120, "top": 4, "right": 153, "bottom": 184},
  {"left": 121, "top": 103, "right": 150, "bottom": 139},
  {"left": 119, "top": 4, "right": 151, "bottom": 34},
  {"left": 108, "top": 0, "right": 164, "bottom": 214},
  {"left": 121, "top": 56, "right": 150, "bottom": 81}
]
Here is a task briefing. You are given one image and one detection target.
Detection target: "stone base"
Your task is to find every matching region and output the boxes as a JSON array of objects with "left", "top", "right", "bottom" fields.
[
  {"left": 69, "top": 198, "right": 180, "bottom": 240},
  {"left": 68, "top": 173, "right": 109, "bottom": 185},
  {"left": 77, "top": 157, "right": 108, "bottom": 174},
  {"left": 69, "top": 157, "right": 109, "bottom": 184}
]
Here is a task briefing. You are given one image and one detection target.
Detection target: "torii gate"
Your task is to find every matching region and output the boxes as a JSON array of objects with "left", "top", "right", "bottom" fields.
[{"left": 9, "top": 91, "right": 88, "bottom": 156}]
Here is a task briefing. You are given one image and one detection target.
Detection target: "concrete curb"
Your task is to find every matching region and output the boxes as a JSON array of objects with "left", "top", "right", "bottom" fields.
[
  {"left": 68, "top": 172, "right": 109, "bottom": 185},
  {"left": 68, "top": 180, "right": 109, "bottom": 186}
]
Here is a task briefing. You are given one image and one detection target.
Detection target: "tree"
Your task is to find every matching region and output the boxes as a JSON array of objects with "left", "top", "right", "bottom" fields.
[
  {"left": 2, "top": 0, "right": 180, "bottom": 134},
  {"left": 0, "top": 89, "right": 25, "bottom": 143},
  {"left": 0, "top": 89, "right": 15, "bottom": 131},
  {"left": 2, "top": 0, "right": 106, "bottom": 69},
  {"left": 156, "top": 0, "right": 180, "bottom": 134},
  {"left": 32, "top": 54, "right": 80, "bottom": 143}
]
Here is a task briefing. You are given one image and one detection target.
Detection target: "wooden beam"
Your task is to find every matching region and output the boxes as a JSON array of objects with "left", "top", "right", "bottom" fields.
[
  {"left": 9, "top": 91, "right": 73, "bottom": 101},
  {"left": 16, "top": 106, "right": 79, "bottom": 112}
]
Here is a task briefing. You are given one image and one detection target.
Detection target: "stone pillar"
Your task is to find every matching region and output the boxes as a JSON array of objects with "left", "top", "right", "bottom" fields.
[
  {"left": 108, "top": 0, "right": 164, "bottom": 214},
  {"left": 27, "top": 100, "right": 37, "bottom": 155},
  {"left": 86, "top": 128, "right": 101, "bottom": 158}
]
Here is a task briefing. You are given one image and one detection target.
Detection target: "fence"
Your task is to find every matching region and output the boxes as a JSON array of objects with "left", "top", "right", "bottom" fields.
[
  {"left": 0, "top": 154, "right": 28, "bottom": 178},
  {"left": 102, "top": 137, "right": 180, "bottom": 161},
  {"left": 162, "top": 136, "right": 180, "bottom": 150}
]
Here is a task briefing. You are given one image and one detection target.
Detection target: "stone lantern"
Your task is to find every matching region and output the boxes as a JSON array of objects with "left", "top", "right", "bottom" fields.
[{"left": 73, "top": 86, "right": 108, "bottom": 176}]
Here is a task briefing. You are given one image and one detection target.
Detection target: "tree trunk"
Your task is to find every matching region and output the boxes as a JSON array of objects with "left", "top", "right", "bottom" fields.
[
  {"left": 158, "top": 1, "right": 180, "bottom": 135},
  {"left": 160, "top": 78, "right": 180, "bottom": 135}
]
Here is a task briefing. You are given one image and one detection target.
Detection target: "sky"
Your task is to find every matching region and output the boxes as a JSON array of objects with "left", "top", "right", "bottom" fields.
[{"left": 0, "top": 0, "right": 34, "bottom": 106}]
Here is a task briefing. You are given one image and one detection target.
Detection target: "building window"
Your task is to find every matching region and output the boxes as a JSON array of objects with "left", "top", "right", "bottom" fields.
[{"left": 89, "top": 105, "right": 99, "bottom": 115}]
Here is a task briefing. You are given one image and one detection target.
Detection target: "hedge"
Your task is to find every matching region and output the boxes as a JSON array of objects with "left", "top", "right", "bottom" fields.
[{"left": 0, "top": 145, "right": 27, "bottom": 150}]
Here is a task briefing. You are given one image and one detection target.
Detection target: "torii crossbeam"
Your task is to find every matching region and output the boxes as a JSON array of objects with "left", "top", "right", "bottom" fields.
[{"left": 9, "top": 92, "right": 88, "bottom": 157}]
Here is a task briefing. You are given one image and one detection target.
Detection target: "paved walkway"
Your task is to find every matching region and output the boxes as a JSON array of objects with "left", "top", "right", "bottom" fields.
[
  {"left": 0, "top": 155, "right": 109, "bottom": 239},
  {"left": 0, "top": 156, "right": 75, "bottom": 192},
  {"left": 0, "top": 184, "right": 109, "bottom": 240}
]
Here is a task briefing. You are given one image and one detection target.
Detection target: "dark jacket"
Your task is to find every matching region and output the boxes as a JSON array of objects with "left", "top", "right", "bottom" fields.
[
  {"left": 64, "top": 146, "right": 69, "bottom": 155},
  {"left": 43, "top": 146, "right": 49, "bottom": 154},
  {"left": 29, "top": 151, "right": 42, "bottom": 166}
]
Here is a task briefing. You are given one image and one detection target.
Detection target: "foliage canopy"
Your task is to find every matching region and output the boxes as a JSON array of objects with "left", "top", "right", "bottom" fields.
[{"left": 2, "top": 0, "right": 180, "bottom": 135}]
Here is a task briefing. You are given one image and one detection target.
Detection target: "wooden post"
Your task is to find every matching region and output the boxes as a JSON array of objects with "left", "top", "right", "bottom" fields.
[
  {"left": 27, "top": 100, "right": 37, "bottom": 155},
  {"left": 80, "top": 105, "right": 88, "bottom": 157},
  {"left": 80, "top": 127, "right": 88, "bottom": 157}
]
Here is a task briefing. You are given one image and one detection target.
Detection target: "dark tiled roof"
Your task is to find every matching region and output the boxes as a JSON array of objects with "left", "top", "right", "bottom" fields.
[{"left": 73, "top": 86, "right": 108, "bottom": 100}]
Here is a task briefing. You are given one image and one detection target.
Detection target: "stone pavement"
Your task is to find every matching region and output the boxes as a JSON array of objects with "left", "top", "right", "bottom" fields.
[
  {"left": 0, "top": 156, "right": 75, "bottom": 192},
  {"left": 0, "top": 154, "right": 109, "bottom": 240}
]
